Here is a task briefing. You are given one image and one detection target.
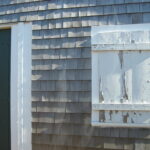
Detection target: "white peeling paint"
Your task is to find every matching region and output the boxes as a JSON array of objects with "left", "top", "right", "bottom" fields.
[
  {"left": 94, "top": 51, "right": 150, "bottom": 104},
  {"left": 92, "top": 23, "right": 150, "bottom": 51},
  {"left": 92, "top": 110, "right": 150, "bottom": 128},
  {"left": 98, "top": 110, "right": 150, "bottom": 125},
  {"left": 91, "top": 23, "right": 150, "bottom": 128}
]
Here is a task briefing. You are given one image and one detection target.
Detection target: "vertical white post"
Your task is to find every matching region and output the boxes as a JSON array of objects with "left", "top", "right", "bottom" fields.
[
  {"left": 92, "top": 53, "right": 99, "bottom": 123},
  {"left": 11, "top": 23, "right": 32, "bottom": 150}
]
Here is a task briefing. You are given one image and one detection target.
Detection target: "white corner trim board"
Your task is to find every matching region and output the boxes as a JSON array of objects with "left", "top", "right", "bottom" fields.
[
  {"left": 10, "top": 23, "right": 32, "bottom": 150},
  {"left": 91, "top": 23, "right": 150, "bottom": 128}
]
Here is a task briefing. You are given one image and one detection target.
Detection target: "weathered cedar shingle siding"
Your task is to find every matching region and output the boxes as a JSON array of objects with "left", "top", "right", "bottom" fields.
[{"left": 1, "top": 0, "right": 150, "bottom": 149}]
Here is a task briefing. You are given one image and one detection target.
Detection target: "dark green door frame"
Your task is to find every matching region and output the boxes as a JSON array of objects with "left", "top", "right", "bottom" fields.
[{"left": 0, "top": 29, "right": 11, "bottom": 150}]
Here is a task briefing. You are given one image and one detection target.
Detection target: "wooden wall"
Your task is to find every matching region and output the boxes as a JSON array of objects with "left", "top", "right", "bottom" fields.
[{"left": 0, "top": 0, "right": 150, "bottom": 149}]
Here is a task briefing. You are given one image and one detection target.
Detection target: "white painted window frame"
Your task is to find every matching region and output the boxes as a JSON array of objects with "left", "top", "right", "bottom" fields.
[
  {"left": 91, "top": 23, "right": 150, "bottom": 128},
  {"left": 0, "top": 23, "right": 32, "bottom": 150}
]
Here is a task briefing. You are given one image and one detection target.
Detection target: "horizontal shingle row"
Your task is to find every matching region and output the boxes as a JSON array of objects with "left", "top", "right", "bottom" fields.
[
  {"left": 32, "top": 134, "right": 150, "bottom": 149},
  {"left": 32, "top": 59, "right": 91, "bottom": 70},
  {"left": 32, "top": 91, "right": 91, "bottom": 102},
  {"left": 0, "top": 4, "right": 150, "bottom": 23},
  {"left": 32, "top": 48, "right": 91, "bottom": 60},
  {"left": 31, "top": 13, "right": 145, "bottom": 30},
  {"left": 32, "top": 123, "right": 150, "bottom": 140},
  {"left": 32, "top": 27, "right": 90, "bottom": 39},
  {"left": 32, "top": 80, "right": 91, "bottom": 92},
  {"left": 33, "top": 113, "right": 90, "bottom": 125},
  {"left": 32, "top": 101, "right": 91, "bottom": 113},
  {"left": 32, "top": 144, "right": 108, "bottom": 150},
  {"left": 32, "top": 70, "right": 90, "bottom": 80},
  {"left": 32, "top": 37, "right": 91, "bottom": 49},
  {"left": 1, "top": 0, "right": 150, "bottom": 10}
]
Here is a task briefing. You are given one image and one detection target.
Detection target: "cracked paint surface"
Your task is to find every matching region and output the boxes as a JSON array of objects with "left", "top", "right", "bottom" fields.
[
  {"left": 99, "top": 110, "right": 150, "bottom": 124},
  {"left": 97, "top": 51, "right": 150, "bottom": 104}
]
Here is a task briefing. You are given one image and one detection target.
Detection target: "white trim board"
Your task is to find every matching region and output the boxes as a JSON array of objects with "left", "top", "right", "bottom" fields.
[
  {"left": 92, "top": 104, "right": 150, "bottom": 111},
  {"left": 92, "top": 23, "right": 150, "bottom": 51},
  {"left": 11, "top": 22, "right": 32, "bottom": 150},
  {"left": 92, "top": 122, "right": 150, "bottom": 128},
  {"left": 0, "top": 23, "right": 32, "bottom": 150}
]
